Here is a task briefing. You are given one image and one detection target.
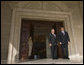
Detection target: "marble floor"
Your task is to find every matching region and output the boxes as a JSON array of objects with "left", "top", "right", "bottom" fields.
[{"left": 16, "top": 58, "right": 83, "bottom": 64}]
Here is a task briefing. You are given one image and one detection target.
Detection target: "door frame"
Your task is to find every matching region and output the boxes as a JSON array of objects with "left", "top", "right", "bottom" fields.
[{"left": 7, "top": 8, "right": 78, "bottom": 63}]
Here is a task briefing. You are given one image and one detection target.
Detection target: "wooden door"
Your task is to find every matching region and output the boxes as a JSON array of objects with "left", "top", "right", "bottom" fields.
[
  {"left": 19, "top": 21, "right": 31, "bottom": 60},
  {"left": 19, "top": 19, "right": 64, "bottom": 60}
]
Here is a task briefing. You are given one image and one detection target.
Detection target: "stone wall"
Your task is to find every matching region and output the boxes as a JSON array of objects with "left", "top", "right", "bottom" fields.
[{"left": 1, "top": 1, "right": 12, "bottom": 63}]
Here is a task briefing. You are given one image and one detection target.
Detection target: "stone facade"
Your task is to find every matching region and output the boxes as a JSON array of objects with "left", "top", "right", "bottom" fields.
[
  {"left": 1, "top": 2, "right": 12, "bottom": 63},
  {"left": 1, "top": 1, "right": 83, "bottom": 64}
]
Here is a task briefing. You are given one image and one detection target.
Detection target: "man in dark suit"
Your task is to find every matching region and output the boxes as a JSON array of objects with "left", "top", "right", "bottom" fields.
[
  {"left": 58, "top": 27, "right": 70, "bottom": 59},
  {"left": 48, "top": 28, "right": 58, "bottom": 59}
]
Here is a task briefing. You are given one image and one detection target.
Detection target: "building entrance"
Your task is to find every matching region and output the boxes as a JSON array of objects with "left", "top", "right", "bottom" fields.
[{"left": 19, "top": 19, "right": 64, "bottom": 61}]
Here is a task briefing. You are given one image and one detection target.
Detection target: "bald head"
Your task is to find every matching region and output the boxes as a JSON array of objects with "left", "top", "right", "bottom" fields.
[{"left": 51, "top": 28, "right": 55, "bottom": 34}]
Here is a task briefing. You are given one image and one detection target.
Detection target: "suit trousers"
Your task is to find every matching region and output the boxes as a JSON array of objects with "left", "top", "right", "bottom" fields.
[
  {"left": 51, "top": 45, "right": 57, "bottom": 59},
  {"left": 61, "top": 44, "right": 69, "bottom": 58}
]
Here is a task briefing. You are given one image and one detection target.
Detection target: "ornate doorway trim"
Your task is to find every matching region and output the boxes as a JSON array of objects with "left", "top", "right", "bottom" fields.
[{"left": 7, "top": 8, "right": 77, "bottom": 64}]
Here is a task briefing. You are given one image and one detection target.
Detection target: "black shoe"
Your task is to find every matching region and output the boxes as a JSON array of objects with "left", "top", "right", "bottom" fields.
[
  {"left": 66, "top": 58, "right": 70, "bottom": 60},
  {"left": 52, "top": 58, "right": 58, "bottom": 59},
  {"left": 64, "top": 57, "right": 70, "bottom": 60}
]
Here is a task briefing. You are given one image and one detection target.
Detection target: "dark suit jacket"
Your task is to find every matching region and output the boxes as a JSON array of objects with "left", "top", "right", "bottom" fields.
[
  {"left": 58, "top": 31, "right": 70, "bottom": 44},
  {"left": 48, "top": 33, "right": 57, "bottom": 46}
]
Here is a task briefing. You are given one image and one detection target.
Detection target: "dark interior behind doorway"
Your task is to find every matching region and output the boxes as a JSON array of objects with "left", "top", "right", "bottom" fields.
[{"left": 19, "top": 19, "right": 64, "bottom": 60}]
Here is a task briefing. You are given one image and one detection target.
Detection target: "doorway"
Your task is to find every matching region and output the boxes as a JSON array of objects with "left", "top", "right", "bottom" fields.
[{"left": 19, "top": 19, "right": 64, "bottom": 60}]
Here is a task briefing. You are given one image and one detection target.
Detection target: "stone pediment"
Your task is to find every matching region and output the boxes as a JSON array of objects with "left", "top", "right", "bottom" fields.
[{"left": 7, "top": 1, "right": 70, "bottom": 12}]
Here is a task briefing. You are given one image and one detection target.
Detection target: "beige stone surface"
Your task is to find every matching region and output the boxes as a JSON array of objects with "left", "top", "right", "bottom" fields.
[
  {"left": 1, "top": 1, "right": 83, "bottom": 64},
  {"left": 1, "top": 2, "right": 12, "bottom": 60},
  {"left": 16, "top": 58, "right": 83, "bottom": 64}
]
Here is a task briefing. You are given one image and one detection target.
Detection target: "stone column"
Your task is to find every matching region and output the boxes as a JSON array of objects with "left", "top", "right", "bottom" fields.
[{"left": 7, "top": 10, "right": 15, "bottom": 64}]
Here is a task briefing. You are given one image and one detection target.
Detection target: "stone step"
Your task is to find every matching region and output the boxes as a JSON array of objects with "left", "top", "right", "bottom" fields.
[{"left": 16, "top": 58, "right": 83, "bottom": 64}]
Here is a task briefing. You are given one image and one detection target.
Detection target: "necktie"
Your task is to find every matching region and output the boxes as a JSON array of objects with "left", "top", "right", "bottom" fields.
[
  {"left": 62, "top": 31, "right": 65, "bottom": 35},
  {"left": 53, "top": 34, "right": 56, "bottom": 37}
]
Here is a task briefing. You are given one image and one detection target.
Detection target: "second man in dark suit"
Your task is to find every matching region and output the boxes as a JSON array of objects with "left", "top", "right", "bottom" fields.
[{"left": 58, "top": 27, "right": 70, "bottom": 59}]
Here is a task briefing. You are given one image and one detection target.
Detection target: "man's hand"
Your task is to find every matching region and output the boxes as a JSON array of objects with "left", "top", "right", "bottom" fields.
[
  {"left": 49, "top": 43, "right": 52, "bottom": 47},
  {"left": 68, "top": 41, "right": 70, "bottom": 43},
  {"left": 60, "top": 42, "right": 62, "bottom": 45},
  {"left": 68, "top": 41, "right": 70, "bottom": 45}
]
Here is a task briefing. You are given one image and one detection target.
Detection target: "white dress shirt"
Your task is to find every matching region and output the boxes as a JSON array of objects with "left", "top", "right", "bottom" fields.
[{"left": 61, "top": 31, "right": 65, "bottom": 35}]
